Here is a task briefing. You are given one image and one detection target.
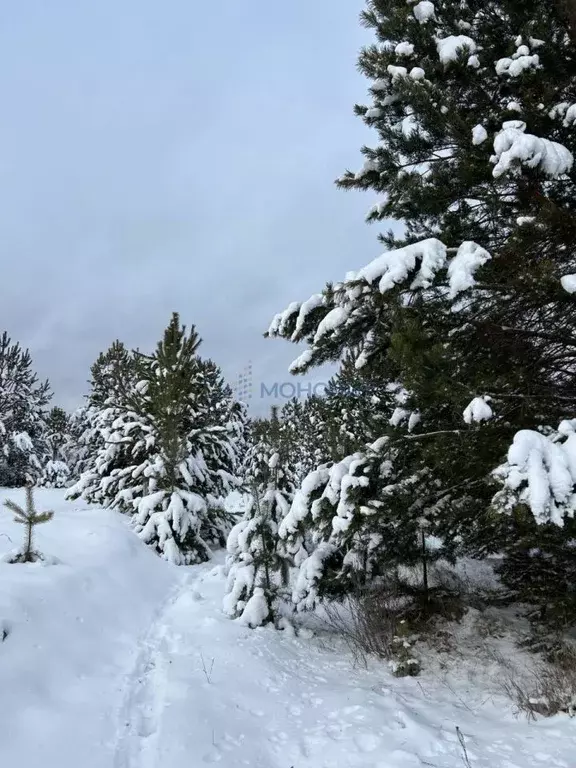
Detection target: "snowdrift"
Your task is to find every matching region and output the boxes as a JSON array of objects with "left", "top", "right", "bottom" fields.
[{"left": 0, "top": 488, "right": 179, "bottom": 768}]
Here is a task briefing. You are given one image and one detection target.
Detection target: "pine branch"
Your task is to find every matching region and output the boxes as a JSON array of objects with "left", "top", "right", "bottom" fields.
[{"left": 3, "top": 499, "right": 24, "bottom": 517}]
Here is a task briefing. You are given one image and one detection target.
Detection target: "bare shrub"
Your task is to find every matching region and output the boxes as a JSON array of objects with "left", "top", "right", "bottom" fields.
[
  {"left": 322, "top": 581, "right": 436, "bottom": 675},
  {"left": 323, "top": 586, "right": 407, "bottom": 666},
  {"left": 321, "top": 562, "right": 509, "bottom": 676},
  {"left": 496, "top": 645, "right": 576, "bottom": 719}
]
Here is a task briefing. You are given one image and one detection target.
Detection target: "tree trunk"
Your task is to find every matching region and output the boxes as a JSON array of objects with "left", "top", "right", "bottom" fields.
[
  {"left": 421, "top": 528, "right": 429, "bottom": 603},
  {"left": 25, "top": 521, "right": 33, "bottom": 562}
]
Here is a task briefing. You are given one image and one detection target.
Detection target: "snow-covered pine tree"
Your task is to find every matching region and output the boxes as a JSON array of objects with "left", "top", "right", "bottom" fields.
[
  {"left": 190, "top": 358, "right": 248, "bottom": 547},
  {"left": 279, "top": 434, "right": 450, "bottom": 612},
  {"left": 0, "top": 332, "right": 51, "bottom": 487},
  {"left": 224, "top": 408, "right": 295, "bottom": 627},
  {"left": 39, "top": 406, "right": 72, "bottom": 488},
  {"left": 90, "top": 340, "right": 138, "bottom": 408},
  {"left": 278, "top": 396, "right": 330, "bottom": 485},
  {"left": 67, "top": 341, "right": 142, "bottom": 509},
  {"left": 122, "top": 314, "right": 242, "bottom": 564},
  {"left": 68, "top": 317, "right": 243, "bottom": 563},
  {"left": 267, "top": 0, "right": 576, "bottom": 609},
  {"left": 66, "top": 405, "right": 96, "bottom": 482}
]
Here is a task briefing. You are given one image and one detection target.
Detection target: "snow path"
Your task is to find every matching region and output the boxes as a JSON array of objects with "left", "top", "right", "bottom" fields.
[
  {"left": 113, "top": 575, "right": 193, "bottom": 768},
  {"left": 110, "top": 557, "right": 576, "bottom": 768}
]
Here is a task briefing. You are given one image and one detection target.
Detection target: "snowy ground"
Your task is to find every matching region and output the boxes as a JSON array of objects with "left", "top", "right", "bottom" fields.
[{"left": 0, "top": 489, "right": 575, "bottom": 768}]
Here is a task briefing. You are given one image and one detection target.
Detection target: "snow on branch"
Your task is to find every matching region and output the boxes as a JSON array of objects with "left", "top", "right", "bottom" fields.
[
  {"left": 395, "top": 42, "right": 414, "bottom": 57},
  {"left": 463, "top": 396, "right": 493, "bottom": 424},
  {"left": 447, "top": 242, "right": 491, "bottom": 298},
  {"left": 496, "top": 52, "right": 539, "bottom": 77},
  {"left": 388, "top": 65, "right": 408, "bottom": 82},
  {"left": 413, "top": 1, "right": 435, "bottom": 24},
  {"left": 495, "top": 37, "right": 541, "bottom": 77},
  {"left": 494, "top": 421, "right": 576, "bottom": 526},
  {"left": 354, "top": 239, "right": 490, "bottom": 299},
  {"left": 268, "top": 301, "right": 301, "bottom": 338},
  {"left": 355, "top": 238, "right": 447, "bottom": 292},
  {"left": 472, "top": 125, "right": 488, "bottom": 146},
  {"left": 436, "top": 35, "right": 477, "bottom": 66},
  {"left": 267, "top": 238, "right": 492, "bottom": 372},
  {"left": 561, "top": 274, "right": 576, "bottom": 294},
  {"left": 549, "top": 102, "right": 576, "bottom": 127},
  {"left": 491, "top": 121, "right": 573, "bottom": 179}
]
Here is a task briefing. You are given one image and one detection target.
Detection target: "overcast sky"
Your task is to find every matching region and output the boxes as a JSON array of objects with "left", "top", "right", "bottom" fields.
[{"left": 0, "top": 0, "right": 384, "bottom": 414}]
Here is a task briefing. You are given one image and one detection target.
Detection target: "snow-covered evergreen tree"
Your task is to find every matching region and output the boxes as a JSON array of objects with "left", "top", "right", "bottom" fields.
[
  {"left": 279, "top": 435, "right": 449, "bottom": 611},
  {"left": 191, "top": 358, "right": 249, "bottom": 547},
  {"left": 279, "top": 396, "right": 330, "bottom": 484},
  {"left": 39, "top": 407, "right": 72, "bottom": 488},
  {"left": 0, "top": 332, "right": 51, "bottom": 487},
  {"left": 128, "top": 315, "right": 244, "bottom": 563},
  {"left": 67, "top": 405, "right": 96, "bottom": 482},
  {"left": 224, "top": 410, "right": 295, "bottom": 626},
  {"left": 67, "top": 341, "right": 142, "bottom": 508},
  {"left": 266, "top": 0, "right": 576, "bottom": 610},
  {"left": 71, "top": 314, "right": 243, "bottom": 564}
]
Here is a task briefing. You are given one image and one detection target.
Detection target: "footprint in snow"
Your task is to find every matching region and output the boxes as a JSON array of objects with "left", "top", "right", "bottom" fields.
[{"left": 137, "top": 710, "right": 156, "bottom": 739}]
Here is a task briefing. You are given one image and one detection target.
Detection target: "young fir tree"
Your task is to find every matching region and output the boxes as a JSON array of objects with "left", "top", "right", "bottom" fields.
[
  {"left": 267, "top": 0, "right": 576, "bottom": 612},
  {"left": 224, "top": 408, "right": 295, "bottom": 627},
  {"left": 39, "top": 406, "right": 72, "bottom": 488},
  {"left": 68, "top": 318, "right": 243, "bottom": 564},
  {"left": 3, "top": 486, "right": 54, "bottom": 563},
  {"left": 0, "top": 332, "right": 52, "bottom": 487}
]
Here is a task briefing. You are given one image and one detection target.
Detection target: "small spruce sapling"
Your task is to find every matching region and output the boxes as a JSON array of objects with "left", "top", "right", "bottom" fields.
[{"left": 3, "top": 486, "right": 54, "bottom": 563}]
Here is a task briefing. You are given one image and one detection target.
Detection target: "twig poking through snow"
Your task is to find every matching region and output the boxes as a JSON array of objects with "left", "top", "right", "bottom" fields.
[
  {"left": 456, "top": 727, "right": 472, "bottom": 768},
  {"left": 200, "top": 651, "right": 215, "bottom": 683}
]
